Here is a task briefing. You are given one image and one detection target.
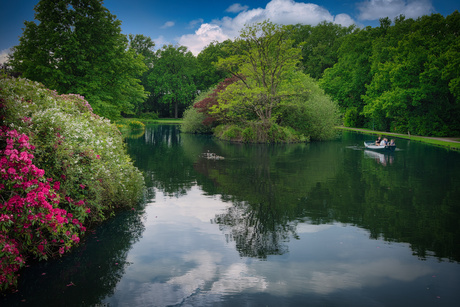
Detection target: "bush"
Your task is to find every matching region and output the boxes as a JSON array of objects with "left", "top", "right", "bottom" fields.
[
  {"left": 277, "top": 75, "right": 340, "bottom": 141},
  {"left": 221, "top": 125, "right": 243, "bottom": 140},
  {"left": 0, "top": 77, "right": 144, "bottom": 291},
  {"left": 127, "top": 120, "right": 145, "bottom": 130},
  {"left": 181, "top": 106, "right": 212, "bottom": 134},
  {"left": 214, "top": 122, "right": 307, "bottom": 143},
  {"left": 242, "top": 126, "right": 256, "bottom": 142}
]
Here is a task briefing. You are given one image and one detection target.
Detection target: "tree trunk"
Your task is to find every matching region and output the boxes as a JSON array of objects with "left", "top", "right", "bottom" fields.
[{"left": 174, "top": 100, "right": 178, "bottom": 119}]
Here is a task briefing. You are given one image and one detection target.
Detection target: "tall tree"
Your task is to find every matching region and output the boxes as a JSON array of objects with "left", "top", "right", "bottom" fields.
[
  {"left": 216, "top": 20, "right": 302, "bottom": 122},
  {"left": 362, "top": 13, "right": 460, "bottom": 135},
  {"left": 195, "top": 40, "right": 233, "bottom": 91},
  {"left": 128, "top": 34, "right": 156, "bottom": 114},
  {"left": 289, "top": 22, "right": 355, "bottom": 79},
  {"left": 319, "top": 26, "right": 377, "bottom": 127},
  {"left": 8, "top": 0, "right": 147, "bottom": 119},
  {"left": 147, "top": 45, "right": 197, "bottom": 118}
]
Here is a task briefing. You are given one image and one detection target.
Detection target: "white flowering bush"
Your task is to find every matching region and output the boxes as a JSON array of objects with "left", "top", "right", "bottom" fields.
[{"left": 1, "top": 77, "right": 144, "bottom": 291}]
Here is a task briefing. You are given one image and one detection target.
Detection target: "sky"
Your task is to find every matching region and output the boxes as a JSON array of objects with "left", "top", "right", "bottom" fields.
[{"left": 1, "top": 0, "right": 459, "bottom": 63}]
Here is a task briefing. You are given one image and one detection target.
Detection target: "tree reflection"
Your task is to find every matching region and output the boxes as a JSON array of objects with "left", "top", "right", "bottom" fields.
[
  {"left": 126, "top": 126, "right": 460, "bottom": 262},
  {"left": 195, "top": 142, "right": 340, "bottom": 258},
  {"left": 214, "top": 200, "right": 296, "bottom": 258},
  {"left": 193, "top": 133, "right": 460, "bottom": 262}
]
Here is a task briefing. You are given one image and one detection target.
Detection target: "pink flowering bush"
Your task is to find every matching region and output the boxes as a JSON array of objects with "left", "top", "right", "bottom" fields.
[
  {"left": 0, "top": 76, "right": 144, "bottom": 292},
  {"left": 1, "top": 127, "right": 86, "bottom": 290}
]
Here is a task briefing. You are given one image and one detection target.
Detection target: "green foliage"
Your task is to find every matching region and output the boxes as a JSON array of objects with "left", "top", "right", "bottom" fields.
[
  {"left": 241, "top": 126, "right": 256, "bottom": 143},
  {"left": 214, "top": 122, "right": 306, "bottom": 143},
  {"left": 127, "top": 120, "right": 145, "bottom": 130},
  {"left": 343, "top": 107, "right": 364, "bottom": 127},
  {"left": 320, "top": 12, "right": 460, "bottom": 136},
  {"left": 196, "top": 40, "right": 233, "bottom": 91},
  {"left": 147, "top": 44, "right": 197, "bottom": 118},
  {"left": 1, "top": 77, "right": 145, "bottom": 222},
  {"left": 288, "top": 21, "right": 355, "bottom": 79},
  {"left": 137, "top": 112, "right": 159, "bottom": 120},
  {"left": 7, "top": 0, "right": 148, "bottom": 120},
  {"left": 216, "top": 20, "right": 302, "bottom": 122},
  {"left": 181, "top": 86, "right": 218, "bottom": 134},
  {"left": 221, "top": 125, "right": 243, "bottom": 141},
  {"left": 181, "top": 107, "right": 211, "bottom": 134}
]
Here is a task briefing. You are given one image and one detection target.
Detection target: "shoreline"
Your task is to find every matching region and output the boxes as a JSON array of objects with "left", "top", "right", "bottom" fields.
[{"left": 336, "top": 126, "right": 460, "bottom": 151}]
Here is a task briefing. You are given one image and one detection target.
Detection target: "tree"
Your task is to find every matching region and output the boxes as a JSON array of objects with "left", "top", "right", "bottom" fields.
[
  {"left": 7, "top": 0, "right": 147, "bottom": 119},
  {"left": 147, "top": 45, "right": 197, "bottom": 118},
  {"left": 288, "top": 22, "right": 355, "bottom": 79},
  {"left": 128, "top": 34, "right": 156, "bottom": 114},
  {"left": 362, "top": 13, "right": 460, "bottom": 135},
  {"left": 215, "top": 20, "right": 303, "bottom": 123},
  {"left": 128, "top": 34, "right": 156, "bottom": 67},
  {"left": 195, "top": 40, "right": 233, "bottom": 91}
]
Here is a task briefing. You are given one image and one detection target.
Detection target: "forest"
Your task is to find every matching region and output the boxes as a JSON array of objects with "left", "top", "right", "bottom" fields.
[{"left": 3, "top": 0, "right": 460, "bottom": 137}]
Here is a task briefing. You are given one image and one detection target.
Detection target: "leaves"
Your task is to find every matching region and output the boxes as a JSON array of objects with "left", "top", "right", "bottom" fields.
[{"left": 8, "top": 0, "right": 148, "bottom": 120}]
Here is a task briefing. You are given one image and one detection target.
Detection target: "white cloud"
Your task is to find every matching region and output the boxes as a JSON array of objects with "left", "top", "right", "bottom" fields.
[
  {"left": 178, "top": 0, "right": 356, "bottom": 55},
  {"left": 178, "top": 23, "right": 230, "bottom": 56},
  {"left": 0, "top": 48, "right": 11, "bottom": 65},
  {"left": 161, "top": 21, "right": 175, "bottom": 29},
  {"left": 334, "top": 13, "right": 357, "bottom": 27},
  {"left": 357, "top": 0, "right": 434, "bottom": 20},
  {"left": 226, "top": 3, "right": 249, "bottom": 13}
]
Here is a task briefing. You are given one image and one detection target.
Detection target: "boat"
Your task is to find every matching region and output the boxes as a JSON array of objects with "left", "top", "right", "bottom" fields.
[{"left": 364, "top": 141, "right": 396, "bottom": 152}]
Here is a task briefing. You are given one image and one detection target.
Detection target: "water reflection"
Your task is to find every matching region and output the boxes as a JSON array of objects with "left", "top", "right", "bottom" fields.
[
  {"left": 127, "top": 126, "right": 460, "bottom": 262},
  {"left": 364, "top": 149, "right": 395, "bottom": 166},
  {"left": 4, "top": 125, "right": 459, "bottom": 306}
]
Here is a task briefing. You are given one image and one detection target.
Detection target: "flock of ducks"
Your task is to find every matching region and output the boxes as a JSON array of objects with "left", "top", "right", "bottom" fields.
[{"left": 202, "top": 150, "right": 225, "bottom": 160}]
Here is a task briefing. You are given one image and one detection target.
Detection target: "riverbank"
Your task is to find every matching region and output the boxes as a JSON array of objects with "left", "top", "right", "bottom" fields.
[
  {"left": 117, "top": 118, "right": 183, "bottom": 125},
  {"left": 336, "top": 126, "right": 460, "bottom": 150}
]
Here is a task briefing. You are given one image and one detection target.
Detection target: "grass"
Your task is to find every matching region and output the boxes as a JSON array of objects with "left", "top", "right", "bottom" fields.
[
  {"left": 116, "top": 118, "right": 183, "bottom": 125},
  {"left": 336, "top": 126, "right": 460, "bottom": 151}
]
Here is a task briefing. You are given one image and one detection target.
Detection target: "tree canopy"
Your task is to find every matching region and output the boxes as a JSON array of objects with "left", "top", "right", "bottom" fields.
[
  {"left": 8, "top": 0, "right": 147, "bottom": 119},
  {"left": 320, "top": 12, "right": 460, "bottom": 135},
  {"left": 146, "top": 45, "right": 197, "bottom": 118},
  {"left": 184, "top": 21, "right": 340, "bottom": 142}
]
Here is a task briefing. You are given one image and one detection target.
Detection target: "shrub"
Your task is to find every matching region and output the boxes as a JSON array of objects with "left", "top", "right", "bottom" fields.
[
  {"left": 242, "top": 126, "right": 256, "bottom": 143},
  {"left": 221, "top": 125, "right": 243, "bottom": 141},
  {"left": 0, "top": 77, "right": 144, "bottom": 292},
  {"left": 128, "top": 120, "right": 145, "bottom": 130},
  {"left": 181, "top": 106, "right": 212, "bottom": 134},
  {"left": 277, "top": 75, "right": 340, "bottom": 141}
]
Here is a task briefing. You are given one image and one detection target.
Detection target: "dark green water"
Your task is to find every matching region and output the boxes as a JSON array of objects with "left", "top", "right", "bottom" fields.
[{"left": 3, "top": 125, "right": 460, "bottom": 307}]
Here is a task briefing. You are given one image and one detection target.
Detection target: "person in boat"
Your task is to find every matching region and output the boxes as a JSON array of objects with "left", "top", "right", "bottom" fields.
[
  {"left": 380, "top": 138, "right": 388, "bottom": 146},
  {"left": 389, "top": 139, "right": 395, "bottom": 146},
  {"left": 375, "top": 136, "right": 381, "bottom": 145}
]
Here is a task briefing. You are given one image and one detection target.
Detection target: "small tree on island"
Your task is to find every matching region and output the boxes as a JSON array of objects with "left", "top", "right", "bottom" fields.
[{"left": 182, "top": 20, "right": 339, "bottom": 142}]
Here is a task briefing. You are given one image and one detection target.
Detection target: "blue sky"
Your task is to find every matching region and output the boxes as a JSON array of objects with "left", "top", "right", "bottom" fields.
[{"left": 1, "top": 0, "right": 459, "bottom": 63}]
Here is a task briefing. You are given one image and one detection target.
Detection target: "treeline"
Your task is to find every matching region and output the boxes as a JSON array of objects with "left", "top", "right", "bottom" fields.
[
  {"left": 5, "top": 0, "right": 460, "bottom": 136},
  {"left": 182, "top": 13, "right": 460, "bottom": 138},
  {"left": 318, "top": 13, "right": 460, "bottom": 136}
]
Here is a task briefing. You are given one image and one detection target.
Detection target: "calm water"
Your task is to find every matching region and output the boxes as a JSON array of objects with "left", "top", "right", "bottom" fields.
[{"left": 3, "top": 125, "right": 460, "bottom": 307}]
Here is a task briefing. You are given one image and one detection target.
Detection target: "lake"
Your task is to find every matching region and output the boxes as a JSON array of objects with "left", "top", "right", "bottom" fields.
[{"left": 2, "top": 125, "right": 460, "bottom": 307}]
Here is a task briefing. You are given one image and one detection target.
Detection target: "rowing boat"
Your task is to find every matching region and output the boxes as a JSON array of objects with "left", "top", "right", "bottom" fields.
[{"left": 364, "top": 141, "right": 396, "bottom": 152}]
